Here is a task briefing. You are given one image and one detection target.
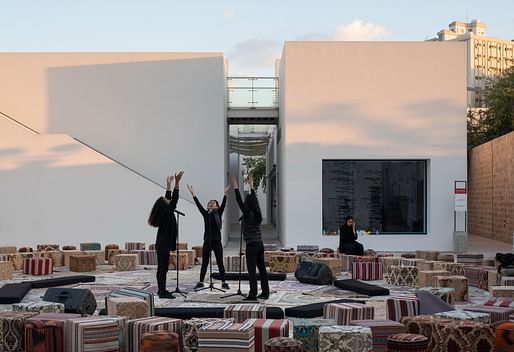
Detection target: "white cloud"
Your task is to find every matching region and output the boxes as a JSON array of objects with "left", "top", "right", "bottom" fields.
[
  {"left": 227, "top": 38, "right": 281, "bottom": 75},
  {"left": 224, "top": 8, "right": 236, "bottom": 20},
  {"left": 299, "top": 20, "right": 388, "bottom": 41}
]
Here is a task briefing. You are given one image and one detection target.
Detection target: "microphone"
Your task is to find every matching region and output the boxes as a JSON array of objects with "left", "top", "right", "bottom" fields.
[
  {"left": 208, "top": 208, "right": 213, "bottom": 214},
  {"left": 174, "top": 209, "right": 185, "bottom": 216}
]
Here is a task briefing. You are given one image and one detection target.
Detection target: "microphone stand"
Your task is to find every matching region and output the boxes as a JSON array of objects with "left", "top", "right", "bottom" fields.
[
  {"left": 196, "top": 208, "right": 225, "bottom": 292},
  {"left": 221, "top": 215, "right": 245, "bottom": 299},
  {"left": 173, "top": 209, "right": 187, "bottom": 298}
]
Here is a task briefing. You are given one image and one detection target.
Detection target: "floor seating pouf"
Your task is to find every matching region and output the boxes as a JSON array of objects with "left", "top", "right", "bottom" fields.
[
  {"left": 264, "top": 337, "right": 303, "bottom": 352},
  {"left": 350, "top": 319, "right": 405, "bottom": 352},
  {"left": 386, "top": 333, "right": 429, "bottom": 352},
  {"left": 319, "top": 325, "right": 372, "bottom": 352},
  {"left": 140, "top": 331, "right": 179, "bottom": 352}
]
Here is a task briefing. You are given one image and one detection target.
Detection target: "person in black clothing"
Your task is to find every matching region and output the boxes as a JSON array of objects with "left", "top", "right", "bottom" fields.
[
  {"left": 187, "top": 183, "right": 230, "bottom": 290},
  {"left": 338, "top": 215, "right": 364, "bottom": 255},
  {"left": 148, "top": 171, "right": 183, "bottom": 299},
  {"left": 232, "top": 174, "right": 270, "bottom": 301}
]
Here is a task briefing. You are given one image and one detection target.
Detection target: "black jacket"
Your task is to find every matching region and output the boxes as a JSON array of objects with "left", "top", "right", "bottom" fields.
[
  {"left": 155, "top": 188, "right": 179, "bottom": 251},
  {"left": 193, "top": 195, "right": 226, "bottom": 242},
  {"left": 235, "top": 189, "right": 262, "bottom": 243},
  {"left": 339, "top": 224, "right": 357, "bottom": 249}
]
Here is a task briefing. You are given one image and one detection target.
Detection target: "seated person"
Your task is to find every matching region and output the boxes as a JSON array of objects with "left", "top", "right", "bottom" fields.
[{"left": 338, "top": 216, "right": 364, "bottom": 255}]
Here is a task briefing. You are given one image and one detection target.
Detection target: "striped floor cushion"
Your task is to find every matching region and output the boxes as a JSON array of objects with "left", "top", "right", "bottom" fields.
[
  {"left": 386, "top": 295, "right": 420, "bottom": 322},
  {"left": 182, "top": 318, "right": 234, "bottom": 352},
  {"left": 23, "top": 257, "right": 53, "bottom": 275},
  {"left": 352, "top": 262, "right": 382, "bottom": 280},
  {"left": 456, "top": 253, "right": 484, "bottom": 264},
  {"left": 463, "top": 305, "right": 514, "bottom": 324},
  {"left": 224, "top": 304, "right": 266, "bottom": 323},
  {"left": 341, "top": 254, "right": 356, "bottom": 272},
  {"left": 126, "top": 316, "right": 181, "bottom": 352},
  {"left": 131, "top": 250, "right": 158, "bottom": 265},
  {"left": 25, "top": 313, "right": 82, "bottom": 352},
  {"left": 64, "top": 316, "right": 123, "bottom": 352},
  {"left": 198, "top": 320, "right": 254, "bottom": 352},
  {"left": 125, "top": 242, "right": 145, "bottom": 251},
  {"left": 323, "top": 302, "right": 374, "bottom": 325},
  {"left": 264, "top": 337, "right": 302, "bottom": 352},
  {"left": 386, "top": 333, "right": 429, "bottom": 352},
  {"left": 292, "top": 318, "right": 336, "bottom": 352},
  {"left": 349, "top": 319, "right": 405, "bottom": 352},
  {"left": 245, "top": 319, "right": 289, "bottom": 352},
  {"left": 140, "top": 331, "right": 179, "bottom": 352},
  {"left": 501, "top": 276, "right": 514, "bottom": 286},
  {"left": 319, "top": 325, "right": 372, "bottom": 352},
  {"left": 483, "top": 297, "right": 514, "bottom": 308},
  {"left": 224, "top": 255, "right": 247, "bottom": 272}
]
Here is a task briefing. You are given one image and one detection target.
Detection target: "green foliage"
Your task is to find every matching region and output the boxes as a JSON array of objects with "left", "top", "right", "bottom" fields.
[
  {"left": 468, "top": 67, "right": 514, "bottom": 148},
  {"left": 243, "top": 156, "right": 267, "bottom": 191}
]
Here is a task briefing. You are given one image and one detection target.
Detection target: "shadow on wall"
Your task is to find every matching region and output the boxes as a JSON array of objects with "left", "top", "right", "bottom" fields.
[
  {"left": 285, "top": 99, "right": 465, "bottom": 156},
  {"left": 45, "top": 56, "right": 226, "bottom": 191}
]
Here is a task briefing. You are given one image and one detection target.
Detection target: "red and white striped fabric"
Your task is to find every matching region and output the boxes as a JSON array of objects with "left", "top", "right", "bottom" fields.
[
  {"left": 352, "top": 262, "right": 383, "bottom": 280},
  {"left": 23, "top": 257, "right": 53, "bottom": 275},
  {"left": 323, "top": 302, "right": 374, "bottom": 325},
  {"left": 386, "top": 295, "right": 420, "bottom": 322},
  {"left": 244, "top": 319, "right": 289, "bottom": 352},
  {"left": 341, "top": 254, "right": 356, "bottom": 272},
  {"left": 223, "top": 304, "right": 266, "bottom": 323},
  {"left": 483, "top": 297, "right": 514, "bottom": 308}
]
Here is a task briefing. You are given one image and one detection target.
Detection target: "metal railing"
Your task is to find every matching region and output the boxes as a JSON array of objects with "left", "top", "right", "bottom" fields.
[{"left": 227, "top": 77, "right": 278, "bottom": 109}]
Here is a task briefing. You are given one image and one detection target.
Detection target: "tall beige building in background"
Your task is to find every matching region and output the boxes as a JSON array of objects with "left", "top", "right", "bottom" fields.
[{"left": 432, "top": 20, "right": 514, "bottom": 107}]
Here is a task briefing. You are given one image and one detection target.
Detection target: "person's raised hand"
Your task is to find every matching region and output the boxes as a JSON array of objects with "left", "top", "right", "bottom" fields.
[{"left": 224, "top": 184, "right": 230, "bottom": 194}]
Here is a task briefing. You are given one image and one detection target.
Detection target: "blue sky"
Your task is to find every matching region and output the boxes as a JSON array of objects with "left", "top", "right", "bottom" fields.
[{"left": 1, "top": 0, "right": 513, "bottom": 75}]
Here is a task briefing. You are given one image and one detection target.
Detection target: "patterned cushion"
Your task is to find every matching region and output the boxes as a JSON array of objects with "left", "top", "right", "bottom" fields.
[
  {"left": 107, "top": 287, "right": 155, "bottom": 316},
  {"left": 433, "top": 262, "right": 466, "bottom": 276},
  {"left": 401, "top": 315, "right": 453, "bottom": 351},
  {"left": 245, "top": 319, "right": 289, "bottom": 352},
  {"left": 104, "top": 244, "right": 119, "bottom": 260},
  {"left": 417, "top": 270, "right": 450, "bottom": 288},
  {"left": 79, "top": 243, "right": 101, "bottom": 251},
  {"left": 107, "top": 249, "right": 128, "bottom": 264},
  {"left": 140, "top": 331, "right": 179, "bottom": 352},
  {"left": 269, "top": 254, "right": 297, "bottom": 273},
  {"left": 61, "top": 250, "right": 83, "bottom": 267},
  {"left": 432, "top": 275, "right": 468, "bottom": 301},
  {"left": 264, "top": 337, "right": 302, "bottom": 352},
  {"left": 36, "top": 244, "right": 59, "bottom": 252},
  {"left": 126, "top": 316, "right": 181, "bottom": 352},
  {"left": 378, "top": 257, "right": 401, "bottom": 274},
  {"left": 399, "top": 258, "right": 426, "bottom": 267},
  {"left": 224, "top": 304, "right": 266, "bottom": 323},
  {"left": 106, "top": 296, "right": 149, "bottom": 320},
  {"left": 415, "top": 250, "right": 440, "bottom": 261},
  {"left": 0, "top": 311, "right": 39, "bottom": 351},
  {"left": 115, "top": 254, "right": 138, "bottom": 271},
  {"left": 483, "top": 297, "right": 514, "bottom": 308},
  {"left": 463, "top": 305, "right": 514, "bottom": 324},
  {"left": 323, "top": 303, "right": 374, "bottom": 325},
  {"left": 264, "top": 244, "right": 279, "bottom": 251},
  {"left": 386, "top": 266, "right": 418, "bottom": 287},
  {"left": 169, "top": 252, "right": 189, "bottom": 270},
  {"left": 434, "top": 310, "right": 491, "bottom": 324},
  {"left": 386, "top": 296, "right": 420, "bottom": 322},
  {"left": 319, "top": 325, "right": 372, "bottom": 352},
  {"left": 434, "top": 319, "right": 495, "bottom": 352},
  {"left": 490, "top": 286, "right": 514, "bottom": 298},
  {"left": 386, "top": 333, "right": 429, "bottom": 352},
  {"left": 182, "top": 318, "right": 234, "bottom": 352},
  {"left": 41, "top": 251, "right": 64, "bottom": 267},
  {"left": 12, "top": 301, "right": 65, "bottom": 314},
  {"left": 463, "top": 265, "right": 494, "bottom": 288},
  {"left": 313, "top": 257, "right": 342, "bottom": 275},
  {"left": 69, "top": 255, "right": 96, "bottom": 272},
  {"left": 61, "top": 245, "right": 76, "bottom": 250},
  {"left": 0, "top": 261, "right": 14, "bottom": 280},
  {"left": 25, "top": 313, "right": 82, "bottom": 352},
  {"left": 349, "top": 320, "right": 405, "bottom": 352},
  {"left": 18, "top": 247, "right": 33, "bottom": 253},
  {"left": 292, "top": 318, "right": 336, "bottom": 352},
  {"left": 437, "top": 253, "right": 455, "bottom": 262}
]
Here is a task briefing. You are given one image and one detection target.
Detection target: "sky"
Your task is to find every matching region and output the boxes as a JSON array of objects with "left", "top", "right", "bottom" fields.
[{"left": 1, "top": 0, "right": 513, "bottom": 75}]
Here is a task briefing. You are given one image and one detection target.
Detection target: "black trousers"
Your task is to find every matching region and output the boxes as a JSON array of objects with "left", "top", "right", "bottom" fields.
[
  {"left": 156, "top": 250, "right": 170, "bottom": 293},
  {"left": 245, "top": 240, "right": 269, "bottom": 297},
  {"left": 200, "top": 239, "right": 226, "bottom": 282},
  {"left": 339, "top": 241, "right": 364, "bottom": 256}
]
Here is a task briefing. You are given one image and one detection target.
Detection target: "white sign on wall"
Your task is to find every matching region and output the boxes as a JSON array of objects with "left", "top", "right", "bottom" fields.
[{"left": 454, "top": 181, "right": 467, "bottom": 212}]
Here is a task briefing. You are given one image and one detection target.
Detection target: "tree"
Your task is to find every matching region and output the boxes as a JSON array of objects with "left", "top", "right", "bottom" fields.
[
  {"left": 243, "top": 156, "right": 267, "bottom": 191},
  {"left": 468, "top": 67, "right": 514, "bottom": 148}
]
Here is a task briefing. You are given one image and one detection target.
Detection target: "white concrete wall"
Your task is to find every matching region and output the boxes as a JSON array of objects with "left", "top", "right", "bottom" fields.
[
  {"left": 278, "top": 41, "right": 467, "bottom": 251},
  {"left": 0, "top": 117, "right": 203, "bottom": 247},
  {"left": 0, "top": 53, "right": 227, "bottom": 247}
]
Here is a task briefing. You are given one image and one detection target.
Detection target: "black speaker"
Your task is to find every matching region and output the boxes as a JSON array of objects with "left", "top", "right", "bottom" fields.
[{"left": 43, "top": 288, "right": 97, "bottom": 315}]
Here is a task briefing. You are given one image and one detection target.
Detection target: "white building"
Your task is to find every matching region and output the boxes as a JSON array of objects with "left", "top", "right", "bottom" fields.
[
  {"left": 0, "top": 42, "right": 467, "bottom": 251},
  {"left": 432, "top": 20, "right": 514, "bottom": 107}
]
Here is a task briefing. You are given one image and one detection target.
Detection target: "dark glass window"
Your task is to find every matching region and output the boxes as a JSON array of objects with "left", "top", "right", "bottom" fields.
[{"left": 322, "top": 160, "right": 427, "bottom": 235}]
